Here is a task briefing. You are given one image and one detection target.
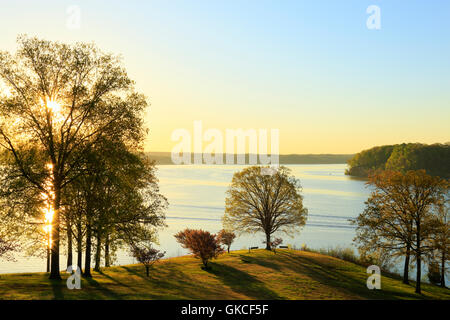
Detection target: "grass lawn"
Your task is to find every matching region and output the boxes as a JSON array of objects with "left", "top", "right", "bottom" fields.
[{"left": 0, "top": 249, "right": 448, "bottom": 300}]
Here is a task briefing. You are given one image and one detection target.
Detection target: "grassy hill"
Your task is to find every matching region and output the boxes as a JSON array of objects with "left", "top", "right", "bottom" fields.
[{"left": 0, "top": 249, "right": 448, "bottom": 300}]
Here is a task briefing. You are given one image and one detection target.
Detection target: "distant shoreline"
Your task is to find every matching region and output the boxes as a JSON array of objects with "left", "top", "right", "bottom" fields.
[{"left": 146, "top": 152, "right": 354, "bottom": 165}]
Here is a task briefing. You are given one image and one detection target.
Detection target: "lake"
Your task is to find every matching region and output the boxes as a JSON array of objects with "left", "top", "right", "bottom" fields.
[{"left": 0, "top": 164, "right": 370, "bottom": 274}]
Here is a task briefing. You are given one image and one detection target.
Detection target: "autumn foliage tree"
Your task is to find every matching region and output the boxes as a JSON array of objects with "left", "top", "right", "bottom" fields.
[
  {"left": 174, "top": 229, "right": 224, "bottom": 269},
  {"left": 217, "top": 229, "right": 236, "bottom": 253},
  {"left": 223, "top": 166, "right": 307, "bottom": 250},
  {"left": 353, "top": 170, "right": 448, "bottom": 294},
  {"left": 131, "top": 244, "right": 165, "bottom": 277}
]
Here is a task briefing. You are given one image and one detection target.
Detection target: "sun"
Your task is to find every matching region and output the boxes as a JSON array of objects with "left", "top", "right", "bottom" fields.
[
  {"left": 46, "top": 99, "right": 62, "bottom": 114},
  {"left": 39, "top": 97, "right": 62, "bottom": 114}
]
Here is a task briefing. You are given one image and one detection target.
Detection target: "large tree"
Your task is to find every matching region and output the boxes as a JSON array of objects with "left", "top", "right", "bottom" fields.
[
  {"left": 0, "top": 36, "right": 148, "bottom": 279},
  {"left": 223, "top": 166, "right": 307, "bottom": 250},
  {"left": 353, "top": 170, "right": 448, "bottom": 293}
]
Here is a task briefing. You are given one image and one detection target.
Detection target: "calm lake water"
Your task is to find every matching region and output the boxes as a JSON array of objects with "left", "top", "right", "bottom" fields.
[{"left": 1, "top": 164, "right": 370, "bottom": 274}]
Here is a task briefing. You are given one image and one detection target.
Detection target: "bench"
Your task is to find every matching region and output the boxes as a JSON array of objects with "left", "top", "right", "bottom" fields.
[
  {"left": 279, "top": 246, "right": 288, "bottom": 249},
  {"left": 248, "top": 246, "right": 259, "bottom": 252}
]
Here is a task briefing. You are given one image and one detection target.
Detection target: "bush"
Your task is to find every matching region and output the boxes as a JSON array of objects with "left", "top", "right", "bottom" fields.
[
  {"left": 174, "top": 229, "right": 224, "bottom": 269},
  {"left": 131, "top": 244, "right": 165, "bottom": 277},
  {"left": 217, "top": 229, "right": 236, "bottom": 253}
]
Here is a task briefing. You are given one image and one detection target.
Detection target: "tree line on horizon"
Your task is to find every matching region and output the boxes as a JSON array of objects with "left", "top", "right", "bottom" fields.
[{"left": 346, "top": 143, "right": 450, "bottom": 178}]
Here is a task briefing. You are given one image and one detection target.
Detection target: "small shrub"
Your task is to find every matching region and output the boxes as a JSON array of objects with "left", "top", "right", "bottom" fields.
[
  {"left": 131, "top": 244, "right": 165, "bottom": 277},
  {"left": 217, "top": 229, "right": 236, "bottom": 253},
  {"left": 174, "top": 229, "right": 224, "bottom": 269}
]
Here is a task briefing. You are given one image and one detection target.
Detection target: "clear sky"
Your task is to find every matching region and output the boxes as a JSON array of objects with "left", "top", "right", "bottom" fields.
[{"left": 0, "top": 0, "right": 449, "bottom": 154}]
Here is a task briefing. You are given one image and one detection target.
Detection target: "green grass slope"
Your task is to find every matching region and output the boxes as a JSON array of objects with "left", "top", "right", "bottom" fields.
[{"left": 0, "top": 249, "right": 448, "bottom": 300}]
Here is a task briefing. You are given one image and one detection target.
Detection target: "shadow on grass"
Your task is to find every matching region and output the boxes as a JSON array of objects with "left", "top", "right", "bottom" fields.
[
  {"left": 84, "top": 277, "right": 123, "bottom": 299},
  {"left": 49, "top": 279, "right": 65, "bottom": 300},
  {"left": 238, "top": 254, "right": 282, "bottom": 271},
  {"left": 206, "top": 262, "right": 283, "bottom": 299},
  {"left": 120, "top": 265, "right": 227, "bottom": 299},
  {"left": 276, "top": 251, "right": 425, "bottom": 300},
  {"left": 98, "top": 270, "right": 132, "bottom": 288}
]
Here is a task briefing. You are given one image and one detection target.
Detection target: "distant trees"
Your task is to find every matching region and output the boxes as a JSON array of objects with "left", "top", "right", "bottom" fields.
[
  {"left": 174, "top": 229, "right": 224, "bottom": 269},
  {"left": 0, "top": 36, "right": 166, "bottom": 279},
  {"left": 346, "top": 143, "right": 450, "bottom": 178},
  {"left": 131, "top": 244, "right": 165, "bottom": 277},
  {"left": 217, "top": 229, "right": 236, "bottom": 254},
  {"left": 353, "top": 170, "right": 449, "bottom": 294},
  {"left": 223, "top": 166, "right": 307, "bottom": 250}
]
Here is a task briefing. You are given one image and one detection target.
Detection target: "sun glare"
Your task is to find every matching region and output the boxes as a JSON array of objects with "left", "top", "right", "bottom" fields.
[{"left": 40, "top": 97, "right": 62, "bottom": 115}]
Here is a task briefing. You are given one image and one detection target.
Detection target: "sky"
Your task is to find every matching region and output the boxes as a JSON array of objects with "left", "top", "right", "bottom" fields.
[{"left": 0, "top": 0, "right": 449, "bottom": 154}]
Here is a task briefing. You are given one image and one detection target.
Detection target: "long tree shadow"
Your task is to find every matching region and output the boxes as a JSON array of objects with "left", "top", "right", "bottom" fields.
[
  {"left": 276, "top": 251, "right": 425, "bottom": 300},
  {"left": 49, "top": 279, "right": 65, "bottom": 300},
  {"left": 98, "top": 270, "right": 132, "bottom": 288},
  {"left": 206, "top": 262, "right": 283, "bottom": 299},
  {"left": 238, "top": 254, "right": 282, "bottom": 271},
  {"left": 120, "top": 265, "right": 235, "bottom": 299},
  {"left": 84, "top": 277, "right": 123, "bottom": 299}
]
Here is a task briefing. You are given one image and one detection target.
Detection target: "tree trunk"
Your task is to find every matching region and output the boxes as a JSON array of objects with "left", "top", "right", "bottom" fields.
[
  {"left": 265, "top": 233, "right": 271, "bottom": 250},
  {"left": 94, "top": 233, "right": 101, "bottom": 272},
  {"left": 105, "top": 234, "right": 110, "bottom": 267},
  {"left": 46, "top": 245, "right": 50, "bottom": 273},
  {"left": 403, "top": 245, "right": 411, "bottom": 284},
  {"left": 67, "top": 223, "right": 73, "bottom": 269},
  {"left": 83, "top": 223, "right": 92, "bottom": 278},
  {"left": 49, "top": 184, "right": 61, "bottom": 280},
  {"left": 76, "top": 221, "right": 83, "bottom": 273},
  {"left": 441, "top": 251, "right": 446, "bottom": 288},
  {"left": 415, "top": 227, "right": 421, "bottom": 294},
  {"left": 227, "top": 245, "right": 230, "bottom": 254},
  {"left": 146, "top": 266, "right": 149, "bottom": 277}
]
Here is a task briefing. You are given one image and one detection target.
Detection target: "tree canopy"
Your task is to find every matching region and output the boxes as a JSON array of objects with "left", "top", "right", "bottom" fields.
[
  {"left": 223, "top": 166, "right": 307, "bottom": 250},
  {"left": 346, "top": 143, "right": 450, "bottom": 178},
  {"left": 0, "top": 36, "right": 165, "bottom": 279}
]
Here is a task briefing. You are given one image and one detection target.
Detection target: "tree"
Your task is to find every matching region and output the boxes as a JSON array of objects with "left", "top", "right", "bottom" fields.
[
  {"left": 352, "top": 195, "right": 414, "bottom": 285},
  {"left": 262, "top": 237, "right": 283, "bottom": 253},
  {"left": 174, "top": 229, "right": 224, "bottom": 269},
  {"left": 223, "top": 166, "right": 307, "bottom": 250},
  {"left": 270, "top": 238, "right": 283, "bottom": 253},
  {"left": 217, "top": 229, "right": 236, "bottom": 254},
  {"left": 63, "top": 141, "right": 167, "bottom": 277},
  {"left": 352, "top": 170, "right": 448, "bottom": 293},
  {"left": 131, "top": 244, "right": 165, "bottom": 277},
  {"left": 0, "top": 237, "right": 17, "bottom": 261},
  {"left": 427, "top": 201, "right": 449, "bottom": 287},
  {"left": 0, "top": 36, "right": 148, "bottom": 279}
]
